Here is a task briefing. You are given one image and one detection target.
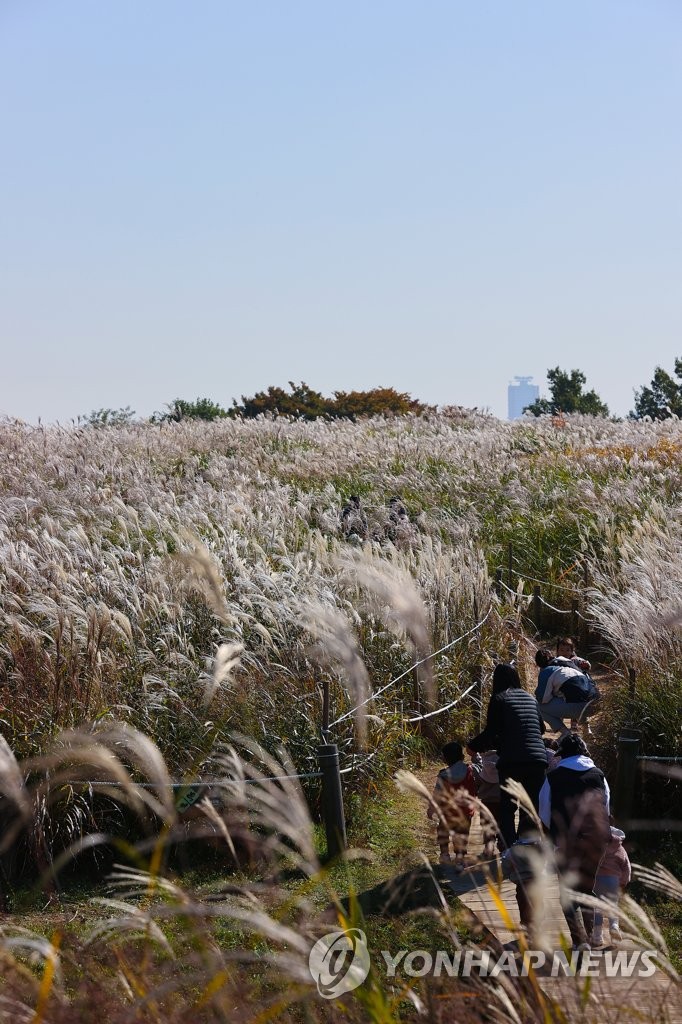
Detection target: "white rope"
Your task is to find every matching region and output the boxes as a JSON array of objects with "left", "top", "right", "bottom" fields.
[
  {"left": 498, "top": 580, "right": 533, "bottom": 609},
  {"left": 538, "top": 595, "right": 574, "bottom": 615},
  {"left": 328, "top": 607, "right": 493, "bottom": 729},
  {"left": 407, "top": 682, "right": 478, "bottom": 722},
  {"left": 77, "top": 772, "right": 324, "bottom": 790},
  {"left": 340, "top": 752, "right": 378, "bottom": 774},
  {"left": 515, "top": 571, "right": 581, "bottom": 594},
  {"left": 502, "top": 583, "right": 587, "bottom": 618},
  {"left": 498, "top": 580, "right": 518, "bottom": 596}
]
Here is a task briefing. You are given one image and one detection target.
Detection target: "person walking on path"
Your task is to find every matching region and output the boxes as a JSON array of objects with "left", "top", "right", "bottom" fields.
[
  {"left": 539, "top": 732, "right": 611, "bottom": 949},
  {"left": 468, "top": 663, "right": 547, "bottom": 848}
]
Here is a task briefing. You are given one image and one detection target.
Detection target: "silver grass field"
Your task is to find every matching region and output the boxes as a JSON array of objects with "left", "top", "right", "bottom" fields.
[{"left": 0, "top": 410, "right": 680, "bottom": 1022}]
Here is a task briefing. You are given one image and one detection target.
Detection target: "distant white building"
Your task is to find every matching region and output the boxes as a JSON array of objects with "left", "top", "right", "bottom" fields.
[{"left": 508, "top": 376, "right": 539, "bottom": 419}]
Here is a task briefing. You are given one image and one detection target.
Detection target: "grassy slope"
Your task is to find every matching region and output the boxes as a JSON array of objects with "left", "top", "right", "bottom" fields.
[
  {"left": 0, "top": 762, "right": 463, "bottom": 999},
  {"left": 1, "top": 748, "right": 680, "bottom": 1019}
]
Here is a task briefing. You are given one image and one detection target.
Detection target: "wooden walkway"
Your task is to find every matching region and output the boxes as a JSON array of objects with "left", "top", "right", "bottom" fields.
[{"left": 452, "top": 814, "right": 681, "bottom": 1023}]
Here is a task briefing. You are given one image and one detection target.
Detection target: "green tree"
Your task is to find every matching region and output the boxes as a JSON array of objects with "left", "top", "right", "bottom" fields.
[
  {"left": 631, "top": 359, "right": 682, "bottom": 419},
  {"left": 525, "top": 367, "right": 609, "bottom": 417},
  {"left": 155, "top": 397, "right": 230, "bottom": 422},
  {"left": 83, "top": 406, "right": 136, "bottom": 427}
]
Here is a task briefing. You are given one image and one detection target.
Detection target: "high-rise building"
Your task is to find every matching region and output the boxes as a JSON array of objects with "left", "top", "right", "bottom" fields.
[{"left": 508, "top": 376, "right": 539, "bottom": 419}]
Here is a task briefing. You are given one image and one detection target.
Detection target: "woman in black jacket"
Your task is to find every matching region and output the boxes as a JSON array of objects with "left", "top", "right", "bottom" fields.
[{"left": 468, "top": 663, "right": 547, "bottom": 847}]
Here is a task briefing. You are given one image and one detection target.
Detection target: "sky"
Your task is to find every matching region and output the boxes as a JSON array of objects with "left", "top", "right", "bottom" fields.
[{"left": 1, "top": 1, "right": 681, "bottom": 422}]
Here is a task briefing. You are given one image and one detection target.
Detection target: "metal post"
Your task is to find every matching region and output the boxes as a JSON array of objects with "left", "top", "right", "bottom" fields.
[
  {"left": 318, "top": 744, "right": 347, "bottom": 859},
  {"left": 613, "top": 731, "right": 641, "bottom": 823}
]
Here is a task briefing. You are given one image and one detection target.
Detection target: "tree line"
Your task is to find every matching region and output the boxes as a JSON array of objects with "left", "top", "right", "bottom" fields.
[
  {"left": 523, "top": 361, "right": 682, "bottom": 419},
  {"left": 83, "top": 383, "right": 431, "bottom": 427},
  {"left": 82, "top": 360, "right": 682, "bottom": 426}
]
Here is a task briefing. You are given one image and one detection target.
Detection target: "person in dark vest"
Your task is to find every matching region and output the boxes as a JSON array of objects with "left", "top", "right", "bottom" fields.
[
  {"left": 467, "top": 663, "right": 547, "bottom": 848},
  {"left": 539, "top": 732, "right": 611, "bottom": 949}
]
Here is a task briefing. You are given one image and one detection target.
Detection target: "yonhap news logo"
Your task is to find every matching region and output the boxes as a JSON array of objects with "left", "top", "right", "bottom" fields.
[
  {"left": 308, "top": 928, "right": 371, "bottom": 999},
  {"left": 308, "top": 932, "right": 660, "bottom": 998},
  {"left": 380, "top": 947, "right": 659, "bottom": 980}
]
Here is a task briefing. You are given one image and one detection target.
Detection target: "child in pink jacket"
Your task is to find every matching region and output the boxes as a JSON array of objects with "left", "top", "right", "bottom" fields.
[{"left": 591, "top": 826, "right": 631, "bottom": 945}]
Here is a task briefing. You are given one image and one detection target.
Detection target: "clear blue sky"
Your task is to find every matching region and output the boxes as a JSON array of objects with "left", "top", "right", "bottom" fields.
[{"left": 2, "top": 1, "right": 680, "bottom": 421}]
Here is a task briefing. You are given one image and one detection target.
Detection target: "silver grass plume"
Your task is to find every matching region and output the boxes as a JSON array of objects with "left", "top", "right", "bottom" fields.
[
  {"left": 213, "top": 735, "right": 320, "bottom": 877},
  {"left": 201, "top": 641, "right": 244, "bottom": 709},
  {"left": 339, "top": 552, "right": 435, "bottom": 707},
  {"left": 173, "top": 529, "right": 233, "bottom": 624},
  {"left": 298, "top": 600, "right": 370, "bottom": 746}
]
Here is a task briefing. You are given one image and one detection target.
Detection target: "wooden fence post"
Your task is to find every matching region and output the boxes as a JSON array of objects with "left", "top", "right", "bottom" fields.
[
  {"left": 532, "top": 585, "right": 542, "bottom": 633},
  {"left": 321, "top": 677, "right": 330, "bottom": 743},
  {"left": 628, "top": 667, "right": 636, "bottom": 700},
  {"left": 411, "top": 667, "right": 422, "bottom": 723},
  {"left": 318, "top": 743, "right": 347, "bottom": 859},
  {"left": 613, "top": 730, "right": 641, "bottom": 823},
  {"left": 473, "top": 663, "right": 483, "bottom": 730}
]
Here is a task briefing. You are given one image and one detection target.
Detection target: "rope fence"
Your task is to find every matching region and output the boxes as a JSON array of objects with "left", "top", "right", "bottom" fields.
[
  {"left": 514, "top": 571, "right": 581, "bottom": 593},
  {"left": 70, "top": 750, "right": 380, "bottom": 793},
  {"left": 496, "top": 567, "right": 594, "bottom": 624},
  {"left": 327, "top": 606, "right": 493, "bottom": 729},
  {"left": 536, "top": 595, "right": 573, "bottom": 615},
  {"left": 498, "top": 579, "right": 532, "bottom": 603},
  {"left": 406, "top": 682, "right": 478, "bottom": 722}
]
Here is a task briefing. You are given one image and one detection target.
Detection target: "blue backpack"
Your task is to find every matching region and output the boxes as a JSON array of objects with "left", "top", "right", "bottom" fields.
[{"left": 560, "top": 673, "right": 599, "bottom": 703}]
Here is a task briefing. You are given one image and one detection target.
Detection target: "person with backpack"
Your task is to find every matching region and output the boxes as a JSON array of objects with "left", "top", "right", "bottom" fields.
[
  {"left": 539, "top": 732, "right": 611, "bottom": 949},
  {"left": 534, "top": 648, "right": 600, "bottom": 734}
]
